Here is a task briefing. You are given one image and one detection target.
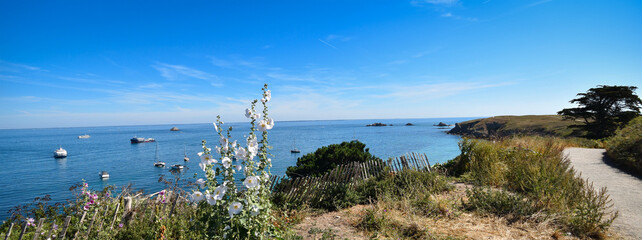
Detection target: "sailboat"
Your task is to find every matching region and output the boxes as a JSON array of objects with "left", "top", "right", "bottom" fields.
[
  {"left": 183, "top": 146, "right": 189, "bottom": 161},
  {"left": 154, "top": 143, "right": 165, "bottom": 167},
  {"left": 290, "top": 139, "right": 301, "bottom": 153}
]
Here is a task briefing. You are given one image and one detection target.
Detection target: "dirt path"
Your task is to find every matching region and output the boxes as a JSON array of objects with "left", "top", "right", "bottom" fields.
[{"left": 564, "top": 148, "right": 642, "bottom": 240}]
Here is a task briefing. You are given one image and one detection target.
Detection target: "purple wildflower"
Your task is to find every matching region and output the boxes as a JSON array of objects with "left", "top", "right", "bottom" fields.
[
  {"left": 84, "top": 205, "right": 90, "bottom": 211},
  {"left": 118, "top": 223, "right": 123, "bottom": 228},
  {"left": 26, "top": 218, "right": 35, "bottom": 227}
]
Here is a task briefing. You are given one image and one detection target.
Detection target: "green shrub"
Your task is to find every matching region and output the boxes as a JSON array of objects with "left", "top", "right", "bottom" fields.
[
  {"left": 412, "top": 195, "right": 455, "bottom": 218},
  {"left": 465, "top": 187, "right": 538, "bottom": 223},
  {"left": 566, "top": 181, "right": 618, "bottom": 239},
  {"left": 357, "top": 207, "right": 387, "bottom": 232},
  {"left": 446, "top": 138, "right": 618, "bottom": 238},
  {"left": 605, "top": 116, "right": 642, "bottom": 174},
  {"left": 364, "top": 170, "right": 453, "bottom": 200},
  {"left": 286, "top": 140, "right": 381, "bottom": 178}
]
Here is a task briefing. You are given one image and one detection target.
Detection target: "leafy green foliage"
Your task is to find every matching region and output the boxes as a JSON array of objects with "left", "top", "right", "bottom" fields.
[
  {"left": 285, "top": 140, "right": 381, "bottom": 178},
  {"left": 605, "top": 116, "right": 642, "bottom": 174},
  {"left": 558, "top": 85, "right": 642, "bottom": 139}
]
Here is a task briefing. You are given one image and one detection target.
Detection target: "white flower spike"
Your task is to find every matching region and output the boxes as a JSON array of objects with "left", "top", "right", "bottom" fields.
[
  {"left": 244, "top": 176, "right": 260, "bottom": 189},
  {"left": 222, "top": 157, "right": 232, "bottom": 168},
  {"left": 229, "top": 202, "right": 243, "bottom": 217},
  {"left": 191, "top": 191, "right": 204, "bottom": 202}
]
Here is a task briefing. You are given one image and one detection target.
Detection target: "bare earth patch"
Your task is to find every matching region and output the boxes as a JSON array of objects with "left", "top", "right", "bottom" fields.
[
  {"left": 293, "top": 183, "right": 590, "bottom": 240},
  {"left": 294, "top": 205, "right": 369, "bottom": 240}
]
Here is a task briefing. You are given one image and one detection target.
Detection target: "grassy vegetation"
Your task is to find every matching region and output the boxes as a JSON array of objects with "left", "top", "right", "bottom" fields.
[
  {"left": 440, "top": 137, "right": 618, "bottom": 238},
  {"left": 605, "top": 116, "right": 642, "bottom": 175},
  {"left": 3, "top": 136, "right": 622, "bottom": 239},
  {"left": 449, "top": 115, "right": 589, "bottom": 138}
]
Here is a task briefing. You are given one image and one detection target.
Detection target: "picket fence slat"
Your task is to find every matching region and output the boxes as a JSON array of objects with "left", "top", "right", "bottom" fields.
[{"left": 4, "top": 222, "right": 14, "bottom": 240}]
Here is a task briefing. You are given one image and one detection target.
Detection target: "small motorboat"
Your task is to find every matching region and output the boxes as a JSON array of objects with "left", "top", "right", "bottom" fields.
[
  {"left": 99, "top": 171, "right": 109, "bottom": 179},
  {"left": 53, "top": 147, "right": 67, "bottom": 158},
  {"left": 78, "top": 134, "right": 90, "bottom": 139},
  {"left": 171, "top": 164, "right": 184, "bottom": 170},
  {"left": 131, "top": 137, "right": 155, "bottom": 143}
]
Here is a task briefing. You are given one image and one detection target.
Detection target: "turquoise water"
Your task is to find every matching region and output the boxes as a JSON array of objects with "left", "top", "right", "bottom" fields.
[{"left": 0, "top": 118, "right": 472, "bottom": 219}]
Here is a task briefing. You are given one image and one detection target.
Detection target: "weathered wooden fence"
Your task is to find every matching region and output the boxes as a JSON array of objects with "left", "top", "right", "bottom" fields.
[
  {"left": 1, "top": 190, "right": 184, "bottom": 240},
  {"left": 268, "top": 152, "right": 432, "bottom": 203}
]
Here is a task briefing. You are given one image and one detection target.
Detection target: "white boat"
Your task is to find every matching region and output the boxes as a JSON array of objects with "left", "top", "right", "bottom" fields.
[
  {"left": 154, "top": 143, "right": 165, "bottom": 167},
  {"left": 78, "top": 134, "right": 90, "bottom": 139},
  {"left": 291, "top": 139, "right": 300, "bottom": 153},
  {"left": 99, "top": 171, "right": 109, "bottom": 179},
  {"left": 171, "top": 164, "right": 184, "bottom": 170},
  {"left": 53, "top": 147, "right": 67, "bottom": 158},
  {"left": 183, "top": 146, "right": 189, "bottom": 161}
]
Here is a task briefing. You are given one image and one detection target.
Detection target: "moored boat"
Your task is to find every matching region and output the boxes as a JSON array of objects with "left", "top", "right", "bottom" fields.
[
  {"left": 131, "top": 137, "right": 155, "bottom": 143},
  {"left": 291, "top": 139, "right": 301, "bottom": 153},
  {"left": 78, "top": 134, "right": 90, "bottom": 139},
  {"left": 171, "top": 164, "right": 184, "bottom": 170},
  {"left": 53, "top": 147, "right": 67, "bottom": 158},
  {"left": 99, "top": 171, "right": 109, "bottom": 179},
  {"left": 183, "top": 146, "right": 189, "bottom": 161},
  {"left": 154, "top": 143, "right": 165, "bottom": 167}
]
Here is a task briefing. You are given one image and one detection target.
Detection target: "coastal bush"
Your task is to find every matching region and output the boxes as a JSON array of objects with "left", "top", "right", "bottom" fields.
[
  {"left": 369, "top": 169, "right": 452, "bottom": 199},
  {"left": 444, "top": 137, "right": 617, "bottom": 238},
  {"left": 465, "top": 187, "right": 538, "bottom": 223},
  {"left": 605, "top": 116, "right": 642, "bottom": 174},
  {"left": 285, "top": 140, "right": 380, "bottom": 178}
]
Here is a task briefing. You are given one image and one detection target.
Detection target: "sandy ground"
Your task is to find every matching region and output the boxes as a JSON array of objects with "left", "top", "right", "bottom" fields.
[{"left": 564, "top": 148, "right": 642, "bottom": 240}]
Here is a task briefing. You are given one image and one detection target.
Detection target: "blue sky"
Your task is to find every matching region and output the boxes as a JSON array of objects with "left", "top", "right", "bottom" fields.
[{"left": 1, "top": 0, "right": 640, "bottom": 129}]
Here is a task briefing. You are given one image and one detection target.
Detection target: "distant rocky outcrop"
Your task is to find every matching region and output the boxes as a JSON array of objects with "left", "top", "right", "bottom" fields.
[
  {"left": 366, "top": 123, "right": 387, "bottom": 127},
  {"left": 448, "top": 115, "right": 584, "bottom": 139},
  {"left": 434, "top": 122, "right": 451, "bottom": 127},
  {"left": 405, "top": 123, "right": 414, "bottom": 126},
  {"left": 170, "top": 127, "right": 180, "bottom": 131}
]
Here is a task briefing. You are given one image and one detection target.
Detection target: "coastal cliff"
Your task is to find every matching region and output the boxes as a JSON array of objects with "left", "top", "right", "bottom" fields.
[{"left": 449, "top": 115, "right": 584, "bottom": 138}]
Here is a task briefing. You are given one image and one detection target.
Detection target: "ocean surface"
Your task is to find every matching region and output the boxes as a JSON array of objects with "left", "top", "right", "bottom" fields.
[{"left": 0, "top": 118, "right": 473, "bottom": 220}]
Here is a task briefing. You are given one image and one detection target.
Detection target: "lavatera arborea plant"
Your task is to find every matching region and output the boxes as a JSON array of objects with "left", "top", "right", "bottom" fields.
[{"left": 192, "top": 84, "right": 275, "bottom": 239}]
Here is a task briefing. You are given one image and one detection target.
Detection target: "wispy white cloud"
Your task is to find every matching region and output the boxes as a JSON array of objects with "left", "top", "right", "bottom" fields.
[
  {"left": 411, "top": 0, "right": 459, "bottom": 7},
  {"left": 325, "top": 34, "right": 352, "bottom": 42},
  {"left": 379, "top": 81, "right": 513, "bottom": 100},
  {"left": 152, "top": 63, "right": 219, "bottom": 83},
  {"left": 0, "top": 60, "right": 45, "bottom": 72},
  {"left": 526, "top": 0, "right": 554, "bottom": 8},
  {"left": 440, "top": 12, "right": 478, "bottom": 21},
  {"left": 210, "top": 57, "right": 233, "bottom": 68},
  {"left": 318, "top": 39, "right": 337, "bottom": 49}
]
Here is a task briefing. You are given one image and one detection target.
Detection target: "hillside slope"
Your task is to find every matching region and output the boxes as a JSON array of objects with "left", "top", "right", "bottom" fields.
[{"left": 448, "top": 115, "right": 584, "bottom": 138}]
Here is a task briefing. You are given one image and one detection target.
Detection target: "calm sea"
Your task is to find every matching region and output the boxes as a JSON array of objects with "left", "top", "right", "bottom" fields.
[{"left": 0, "top": 118, "right": 472, "bottom": 220}]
